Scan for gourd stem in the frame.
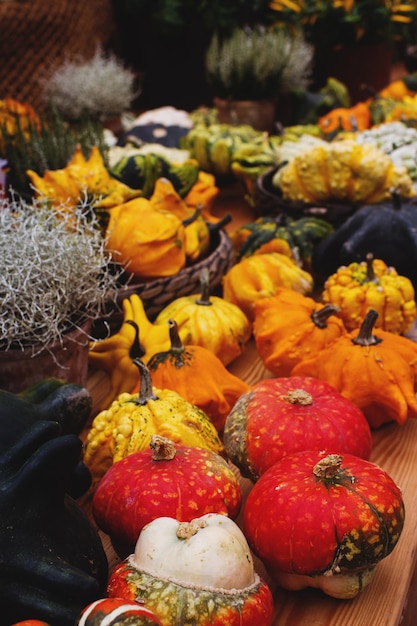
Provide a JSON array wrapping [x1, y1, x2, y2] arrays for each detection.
[[132, 358, 159, 405], [208, 212, 232, 232], [365, 252, 376, 283], [351, 309, 383, 346], [182, 206, 201, 227], [195, 267, 213, 306], [283, 389, 313, 406], [124, 319, 146, 360], [311, 304, 340, 329], [168, 318, 185, 355], [313, 454, 343, 480], [150, 435, 176, 461]]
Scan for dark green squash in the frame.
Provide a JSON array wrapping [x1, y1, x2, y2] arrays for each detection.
[[312, 197, 417, 290], [0, 378, 93, 498], [0, 420, 108, 625], [233, 215, 334, 268]]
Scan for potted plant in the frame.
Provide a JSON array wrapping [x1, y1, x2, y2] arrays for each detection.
[[0, 193, 122, 393], [42, 46, 139, 132], [110, 0, 275, 110], [205, 25, 313, 131], [268, 0, 417, 102]]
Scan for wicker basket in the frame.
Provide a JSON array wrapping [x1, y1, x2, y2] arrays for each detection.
[[253, 165, 361, 227], [94, 228, 235, 337]]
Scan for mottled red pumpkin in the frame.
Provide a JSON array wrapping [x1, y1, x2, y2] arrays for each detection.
[[223, 376, 372, 481], [75, 598, 162, 625], [10, 622, 51, 626], [244, 450, 405, 599], [92, 436, 242, 557]]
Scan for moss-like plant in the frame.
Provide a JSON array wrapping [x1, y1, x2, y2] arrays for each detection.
[[0, 105, 107, 201], [205, 26, 313, 101], [0, 194, 122, 354], [42, 47, 139, 121]]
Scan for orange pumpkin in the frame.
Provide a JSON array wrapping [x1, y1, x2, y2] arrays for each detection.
[[253, 288, 346, 376], [292, 308, 417, 428], [143, 319, 250, 432]]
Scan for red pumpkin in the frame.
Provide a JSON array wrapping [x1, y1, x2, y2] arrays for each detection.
[[10, 622, 51, 626], [92, 435, 242, 557], [75, 598, 162, 625], [223, 376, 372, 481], [244, 450, 405, 599]]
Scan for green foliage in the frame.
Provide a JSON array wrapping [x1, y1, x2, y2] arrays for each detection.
[[112, 0, 274, 38], [205, 26, 313, 100], [0, 106, 107, 200]]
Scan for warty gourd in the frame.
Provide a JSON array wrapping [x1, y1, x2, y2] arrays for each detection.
[[273, 139, 415, 205]]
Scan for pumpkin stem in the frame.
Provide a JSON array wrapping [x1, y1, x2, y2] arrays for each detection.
[[150, 435, 176, 461], [282, 389, 313, 406], [313, 454, 343, 480], [351, 309, 383, 346], [365, 253, 376, 283], [208, 212, 232, 232], [182, 206, 202, 227], [177, 518, 208, 540], [168, 318, 185, 355], [195, 267, 212, 306], [132, 357, 159, 405], [311, 304, 341, 329], [124, 319, 146, 360]]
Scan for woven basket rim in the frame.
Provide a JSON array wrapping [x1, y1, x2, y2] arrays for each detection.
[[112, 228, 235, 320]]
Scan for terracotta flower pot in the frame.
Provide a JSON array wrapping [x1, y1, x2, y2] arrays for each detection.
[[213, 97, 278, 132], [0, 319, 92, 393]]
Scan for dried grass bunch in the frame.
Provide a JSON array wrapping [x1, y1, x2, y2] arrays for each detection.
[[0, 194, 121, 353], [42, 47, 139, 120], [205, 25, 313, 101]]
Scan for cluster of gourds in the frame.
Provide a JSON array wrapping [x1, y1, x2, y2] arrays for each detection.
[[27, 142, 224, 282], [7, 73, 417, 626]]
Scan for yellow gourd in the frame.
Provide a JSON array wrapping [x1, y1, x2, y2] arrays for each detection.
[[149, 177, 211, 262], [28, 145, 140, 209], [273, 140, 415, 205], [222, 252, 314, 321], [322, 253, 417, 334], [83, 358, 224, 487], [105, 196, 187, 278], [154, 268, 252, 366]]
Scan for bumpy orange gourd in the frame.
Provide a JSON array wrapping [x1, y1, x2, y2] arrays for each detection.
[[143, 319, 250, 432], [292, 308, 417, 428], [222, 253, 314, 321], [253, 288, 346, 376], [322, 253, 417, 334]]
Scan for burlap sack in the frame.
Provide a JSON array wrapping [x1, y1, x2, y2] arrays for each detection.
[[0, 0, 117, 112]]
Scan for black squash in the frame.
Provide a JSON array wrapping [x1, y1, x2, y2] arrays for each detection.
[[312, 196, 417, 289], [0, 420, 108, 625]]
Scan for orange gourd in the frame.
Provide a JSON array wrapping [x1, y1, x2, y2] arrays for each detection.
[[318, 101, 371, 133], [143, 319, 250, 432], [253, 288, 346, 376], [292, 308, 417, 428]]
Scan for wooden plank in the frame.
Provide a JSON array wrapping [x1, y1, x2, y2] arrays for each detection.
[[84, 340, 417, 626]]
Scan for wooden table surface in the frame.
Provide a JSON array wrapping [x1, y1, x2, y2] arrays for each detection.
[[84, 337, 417, 626], [83, 181, 417, 625]]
